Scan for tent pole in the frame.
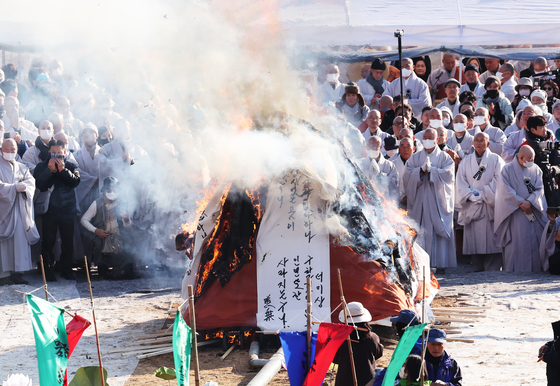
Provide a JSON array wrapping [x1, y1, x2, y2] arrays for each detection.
[[395, 30, 405, 125], [306, 277, 312, 373], [188, 285, 201, 386], [459, 55, 463, 84], [337, 269, 358, 386], [84, 256, 105, 386]]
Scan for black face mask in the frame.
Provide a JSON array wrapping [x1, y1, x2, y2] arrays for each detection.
[[438, 143, 446, 150], [486, 89, 499, 98], [98, 137, 111, 146]]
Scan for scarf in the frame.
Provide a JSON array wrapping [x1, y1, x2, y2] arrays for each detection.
[[366, 73, 385, 95], [35, 136, 51, 161]]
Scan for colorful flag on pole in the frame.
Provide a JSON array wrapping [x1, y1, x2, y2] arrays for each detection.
[[27, 294, 69, 386], [279, 331, 317, 386], [382, 323, 427, 386], [63, 314, 91, 386], [303, 322, 353, 386], [173, 310, 192, 386]]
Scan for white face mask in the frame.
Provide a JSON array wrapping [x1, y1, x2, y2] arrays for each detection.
[[429, 119, 442, 128], [496, 71, 504, 80], [453, 122, 466, 132], [524, 161, 534, 168], [2, 152, 16, 161], [401, 68, 412, 77], [474, 115, 487, 126], [326, 73, 339, 83], [443, 117, 450, 126], [519, 89, 531, 97], [40, 129, 53, 141], [423, 139, 436, 149], [105, 192, 118, 201], [367, 149, 380, 159], [386, 149, 396, 157]]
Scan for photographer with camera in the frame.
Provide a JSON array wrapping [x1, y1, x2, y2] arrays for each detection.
[[521, 115, 560, 208], [538, 321, 560, 385]]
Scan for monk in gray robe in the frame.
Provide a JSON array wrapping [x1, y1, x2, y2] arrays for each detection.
[[447, 114, 474, 159], [74, 123, 101, 214], [0, 139, 40, 285], [494, 145, 547, 272], [361, 136, 399, 196], [403, 128, 456, 271], [383, 58, 431, 118], [469, 107, 506, 156], [456, 133, 504, 271]]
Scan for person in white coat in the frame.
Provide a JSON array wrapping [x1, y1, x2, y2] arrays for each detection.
[[361, 136, 399, 196], [390, 137, 415, 204], [496, 62, 517, 103], [459, 64, 485, 99], [320, 64, 345, 104], [74, 123, 101, 214], [436, 79, 461, 117], [383, 58, 431, 119], [356, 59, 390, 109], [447, 114, 474, 159], [469, 107, 506, 156], [455, 133, 504, 271]]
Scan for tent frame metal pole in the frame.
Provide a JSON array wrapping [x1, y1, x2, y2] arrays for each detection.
[[395, 30, 405, 124]]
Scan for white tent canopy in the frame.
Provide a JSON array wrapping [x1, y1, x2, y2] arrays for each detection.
[[279, 0, 560, 47]]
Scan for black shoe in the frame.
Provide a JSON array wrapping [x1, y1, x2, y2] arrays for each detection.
[[0, 277, 14, 286], [45, 268, 57, 282], [60, 270, 75, 280], [10, 273, 29, 285]]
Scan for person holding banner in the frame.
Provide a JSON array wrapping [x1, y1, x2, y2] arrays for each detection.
[[333, 302, 383, 386]]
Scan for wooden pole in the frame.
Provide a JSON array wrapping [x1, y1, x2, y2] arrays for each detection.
[[84, 256, 105, 386], [187, 285, 200, 386], [420, 267, 426, 386], [39, 255, 48, 301], [337, 269, 358, 386], [306, 277, 312, 373]]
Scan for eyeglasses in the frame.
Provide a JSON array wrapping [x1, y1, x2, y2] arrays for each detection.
[[544, 87, 554, 91]]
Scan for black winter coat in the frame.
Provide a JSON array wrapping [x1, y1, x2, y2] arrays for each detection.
[[35, 157, 81, 215]]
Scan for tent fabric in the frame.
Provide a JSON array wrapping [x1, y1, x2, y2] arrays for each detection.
[[279, 0, 560, 47]]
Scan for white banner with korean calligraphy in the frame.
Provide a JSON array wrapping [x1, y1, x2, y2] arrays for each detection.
[[256, 170, 331, 332]]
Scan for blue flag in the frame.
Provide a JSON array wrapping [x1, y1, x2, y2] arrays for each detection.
[[279, 331, 317, 386]]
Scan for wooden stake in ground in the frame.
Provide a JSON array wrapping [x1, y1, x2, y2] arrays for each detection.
[[187, 285, 200, 386], [84, 256, 105, 386], [420, 266, 426, 386], [39, 255, 48, 301], [337, 269, 358, 386], [306, 276, 312, 373]]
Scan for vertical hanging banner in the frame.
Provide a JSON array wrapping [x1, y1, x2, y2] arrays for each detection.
[[173, 310, 192, 386], [257, 170, 331, 332], [27, 294, 69, 386]]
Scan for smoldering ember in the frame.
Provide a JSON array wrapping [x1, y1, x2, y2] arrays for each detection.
[[1, 1, 560, 386]]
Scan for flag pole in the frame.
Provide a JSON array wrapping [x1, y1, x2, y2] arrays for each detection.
[[306, 276, 312, 373], [187, 285, 200, 386], [337, 269, 358, 386], [39, 255, 48, 301], [84, 256, 105, 386], [420, 267, 427, 386]]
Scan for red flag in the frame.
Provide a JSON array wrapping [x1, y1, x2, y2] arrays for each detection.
[[303, 323, 353, 386], [64, 314, 91, 386]]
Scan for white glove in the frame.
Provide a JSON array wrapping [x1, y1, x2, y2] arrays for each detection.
[[15, 182, 26, 192]]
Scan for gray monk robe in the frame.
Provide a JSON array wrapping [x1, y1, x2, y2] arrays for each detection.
[[455, 149, 504, 271], [74, 143, 101, 214], [494, 158, 547, 272], [0, 157, 40, 274], [403, 146, 457, 268]]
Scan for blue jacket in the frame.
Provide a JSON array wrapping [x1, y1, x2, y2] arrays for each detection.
[[425, 351, 462, 386]]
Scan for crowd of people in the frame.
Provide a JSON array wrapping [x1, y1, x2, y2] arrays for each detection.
[[0, 58, 159, 285], [321, 53, 560, 275]]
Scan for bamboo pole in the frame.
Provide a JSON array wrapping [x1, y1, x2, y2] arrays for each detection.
[[306, 277, 312, 373], [137, 331, 173, 339], [337, 269, 358, 386], [188, 285, 200, 386], [221, 344, 235, 360], [39, 255, 48, 301], [84, 256, 105, 386], [420, 267, 426, 386], [447, 338, 474, 343]]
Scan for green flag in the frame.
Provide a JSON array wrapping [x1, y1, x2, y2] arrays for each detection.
[[382, 323, 427, 386], [27, 294, 69, 386], [172, 310, 192, 386]]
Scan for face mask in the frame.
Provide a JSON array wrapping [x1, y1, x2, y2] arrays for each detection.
[[429, 119, 442, 128], [474, 115, 487, 126], [386, 149, 396, 157], [83, 134, 95, 143], [2, 152, 16, 161], [496, 71, 504, 80], [453, 122, 466, 132], [486, 89, 499, 98], [401, 68, 412, 77], [519, 89, 531, 97], [326, 73, 339, 83], [98, 137, 111, 146], [40, 129, 53, 141], [524, 161, 534, 168], [443, 117, 450, 126], [367, 149, 380, 159], [423, 139, 436, 149], [105, 192, 118, 201]]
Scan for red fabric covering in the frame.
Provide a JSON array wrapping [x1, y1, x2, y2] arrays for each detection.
[[192, 241, 413, 330]]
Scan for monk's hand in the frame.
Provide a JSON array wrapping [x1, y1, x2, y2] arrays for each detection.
[[520, 200, 532, 214], [48, 158, 58, 172], [15, 182, 26, 192], [489, 102, 496, 116], [120, 211, 130, 222], [95, 228, 110, 239]]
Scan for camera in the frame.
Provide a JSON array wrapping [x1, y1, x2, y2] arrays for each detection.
[[394, 30, 405, 38], [51, 153, 65, 159], [538, 141, 560, 151]]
